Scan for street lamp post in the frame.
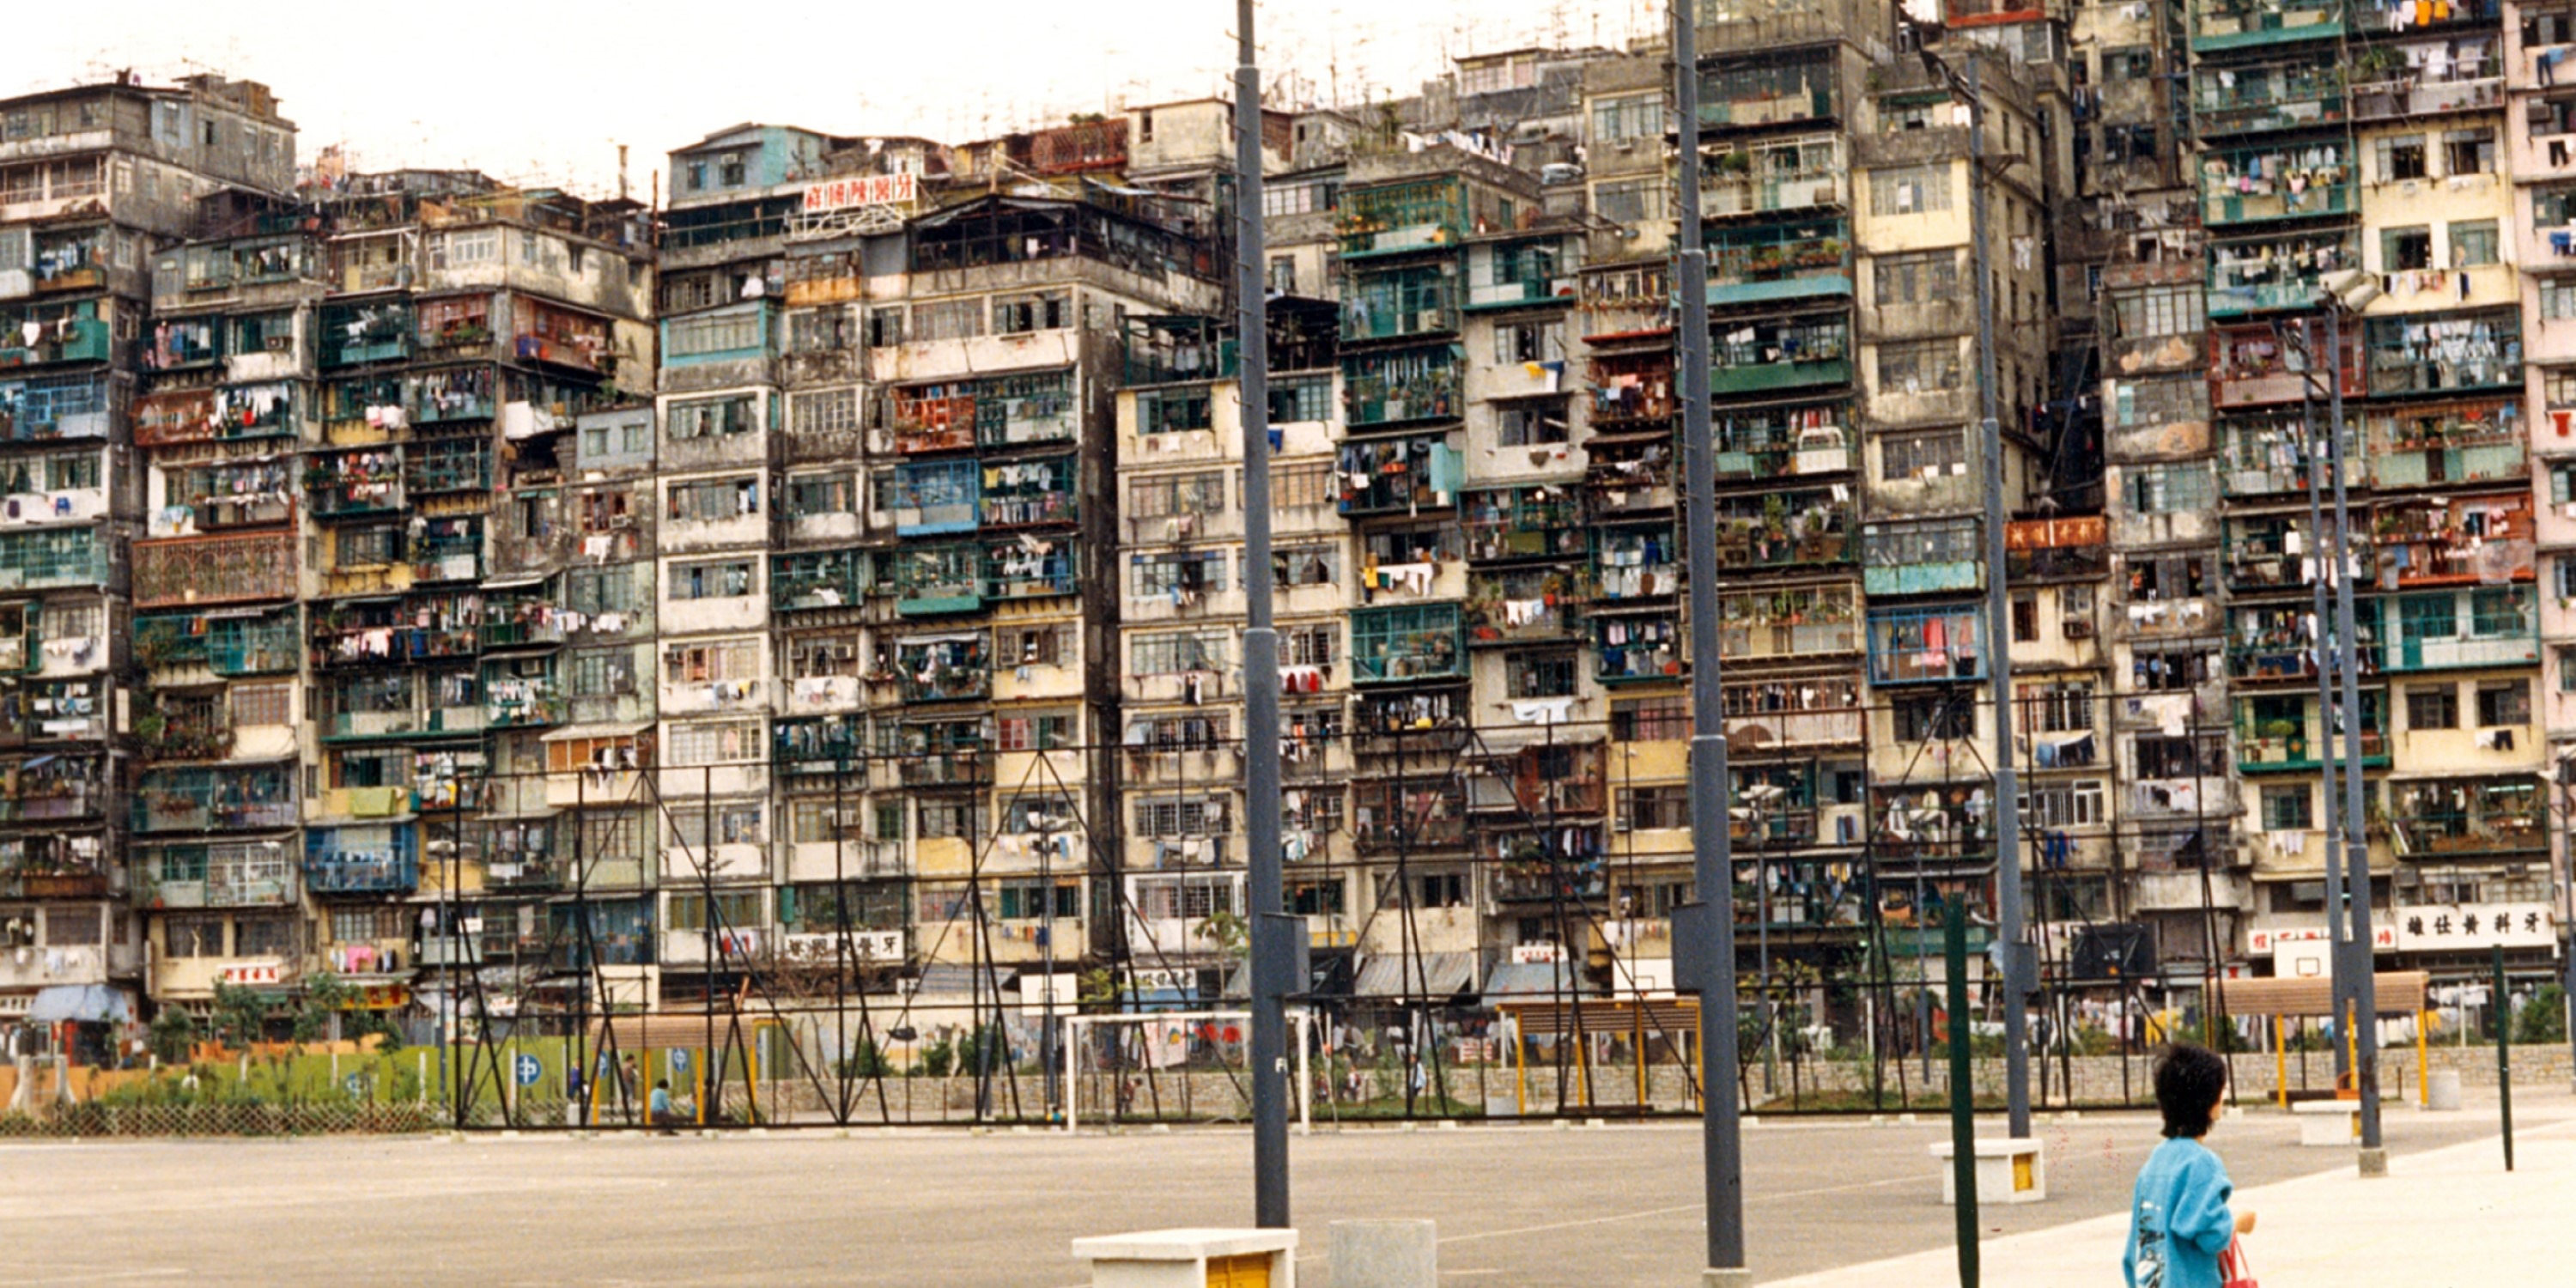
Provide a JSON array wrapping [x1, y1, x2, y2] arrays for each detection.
[[2295, 318, 2353, 1087]]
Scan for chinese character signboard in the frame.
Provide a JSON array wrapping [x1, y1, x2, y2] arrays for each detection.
[[218, 962, 283, 986], [2392, 903, 2556, 952], [801, 172, 918, 214]]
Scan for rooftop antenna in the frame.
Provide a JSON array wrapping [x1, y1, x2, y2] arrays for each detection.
[[616, 143, 630, 203]]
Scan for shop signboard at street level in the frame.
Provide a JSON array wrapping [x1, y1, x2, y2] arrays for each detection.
[[2392, 903, 2555, 951]]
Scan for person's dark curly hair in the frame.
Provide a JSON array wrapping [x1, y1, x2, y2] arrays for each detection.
[[2154, 1042, 2229, 1139]]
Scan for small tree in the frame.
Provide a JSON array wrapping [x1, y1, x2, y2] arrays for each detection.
[[211, 981, 270, 1050], [2517, 983, 2568, 1047], [146, 1006, 197, 1065]]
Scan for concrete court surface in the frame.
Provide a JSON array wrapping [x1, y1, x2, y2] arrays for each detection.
[[1, 1091, 2565, 1286]]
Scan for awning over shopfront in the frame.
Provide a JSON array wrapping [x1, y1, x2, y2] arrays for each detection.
[[25, 984, 134, 1024]]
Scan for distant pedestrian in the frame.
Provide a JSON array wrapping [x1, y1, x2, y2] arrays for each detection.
[[619, 1054, 640, 1120], [2123, 1043, 2255, 1288], [649, 1078, 683, 1133]]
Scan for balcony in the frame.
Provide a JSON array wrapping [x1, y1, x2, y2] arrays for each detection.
[[1352, 604, 1466, 684], [1706, 218, 1850, 307], [1714, 407, 1850, 481], [311, 596, 482, 668], [986, 540, 1074, 600], [1586, 352, 1674, 431], [2220, 412, 2354, 498], [137, 611, 302, 676], [2190, 0, 2344, 51], [889, 459, 979, 536], [319, 301, 415, 368], [306, 450, 404, 517], [485, 677, 567, 729], [1464, 569, 1583, 647], [1595, 610, 1682, 683], [0, 526, 108, 593], [2391, 778, 2543, 860], [149, 843, 297, 909], [978, 455, 1077, 529], [1717, 489, 1856, 571], [2208, 231, 2362, 318], [2235, 696, 2388, 771], [2352, 73, 2501, 122], [1695, 50, 1837, 127], [409, 518, 482, 585], [1344, 343, 1464, 428], [1866, 605, 1986, 685], [1700, 137, 1847, 219], [411, 366, 496, 422], [1709, 318, 1850, 396], [131, 530, 297, 611], [2367, 400, 2524, 489], [134, 764, 298, 834], [1124, 316, 1237, 387], [1724, 677, 1864, 751], [775, 548, 870, 613], [410, 439, 492, 493], [1719, 586, 1861, 661], [2210, 322, 2362, 407], [773, 714, 865, 775], [305, 837, 422, 895], [478, 589, 567, 650], [2389, 589, 2538, 671], [1342, 264, 1460, 341], [1466, 238, 1575, 311], [1462, 487, 1584, 564], [0, 373, 110, 443], [2223, 515, 2372, 594], [1338, 436, 1461, 516], [0, 315, 111, 370], [2375, 493, 2531, 589], [1337, 178, 1467, 260], [2365, 310, 2520, 398], [2200, 145, 2355, 228], [894, 634, 991, 704], [1594, 523, 1680, 601], [137, 696, 234, 762], [2190, 60, 2346, 137], [1862, 516, 1982, 597], [1351, 781, 1468, 853], [0, 753, 103, 824], [2227, 604, 2385, 681]]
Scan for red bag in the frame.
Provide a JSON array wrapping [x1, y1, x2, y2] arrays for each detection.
[[2219, 1236, 2257, 1288]]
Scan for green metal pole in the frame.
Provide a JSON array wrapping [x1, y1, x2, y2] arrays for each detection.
[[2494, 944, 2512, 1173], [1947, 900, 1978, 1288]]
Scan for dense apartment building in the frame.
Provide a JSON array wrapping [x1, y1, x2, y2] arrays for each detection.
[[8, 19, 2576, 1048]]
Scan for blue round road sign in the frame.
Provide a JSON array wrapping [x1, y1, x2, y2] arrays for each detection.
[[513, 1053, 543, 1087]]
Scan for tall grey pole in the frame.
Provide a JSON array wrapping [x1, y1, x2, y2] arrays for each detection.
[[2298, 325, 2352, 1084], [1234, 0, 1291, 1230], [1674, 3, 1747, 1276], [2321, 316, 2383, 1161], [1964, 52, 2032, 1140]]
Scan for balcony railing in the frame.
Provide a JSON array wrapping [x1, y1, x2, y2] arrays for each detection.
[[0, 319, 113, 369], [2351, 75, 2501, 121], [2191, 64, 2347, 135], [2191, 0, 2345, 51], [305, 854, 421, 895]]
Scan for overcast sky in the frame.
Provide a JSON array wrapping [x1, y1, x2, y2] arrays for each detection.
[[6, 0, 1652, 199]]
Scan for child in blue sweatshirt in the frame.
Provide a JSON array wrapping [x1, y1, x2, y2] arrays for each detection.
[[2124, 1042, 2256, 1288]]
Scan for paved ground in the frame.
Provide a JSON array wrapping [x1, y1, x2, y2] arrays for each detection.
[[3, 1090, 2567, 1285]]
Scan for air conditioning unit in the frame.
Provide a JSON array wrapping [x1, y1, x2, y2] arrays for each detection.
[[2063, 618, 2095, 639]]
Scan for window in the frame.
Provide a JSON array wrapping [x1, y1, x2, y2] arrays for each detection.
[[997, 883, 1079, 920], [1137, 387, 1212, 434], [165, 914, 224, 957], [911, 299, 985, 342], [787, 307, 851, 353], [2444, 128, 2496, 178], [1261, 178, 1340, 217], [2375, 135, 2427, 183], [1138, 794, 1231, 837], [667, 396, 755, 440], [232, 683, 291, 727], [2476, 678, 2530, 727], [1269, 375, 1332, 424], [570, 650, 637, 696], [1273, 461, 1334, 509], [1505, 650, 1578, 698], [1593, 179, 1669, 224], [1131, 630, 1229, 675], [993, 290, 1070, 334], [2101, 46, 2154, 79], [2407, 683, 2458, 730], [2380, 227, 2433, 273], [2011, 592, 2038, 643], [667, 477, 758, 521], [1616, 786, 1690, 831], [665, 720, 761, 767], [671, 805, 765, 849], [1131, 550, 1228, 598], [1493, 398, 1569, 447], [1613, 696, 1688, 742], [1284, 622, 1339, 666], [336, 525, 400, 567], [2446, 219, 2500, 270], [2128, 463, 2215, 513], [670, 559, 755, 600], [1880, 428, 1966, 479], [2021, 679, 2096, 733], [2260, 785, 2313, 832], [2133, 732, 2226, 779], [665, 310, 761, 357], [1274, 544, 1340, 587], [787, 388, 860, 438], [331, 907, 404, 943], [2028, 780, 2106, 829], [1874, 251, 1959, 306], [1893, 692, 1973, 742], [863, 307, 904, 348], [784, 472, 857, 518], [1128, 471, 1226, 519], [1494, 318, 1562, 365], [667, 890, 763, 933], [1592, 94, 1661, 142], [664, 639, 761, 684], [997, 709, 1076, 751], [2103, 125, 2159, 164], [2544, 279, 2576, 322], [433, 230, 499, 269], [566, 565, 645, 614], [788, 799, 866, 844], [235, 915, 295, 958], [1268, 256, 1296, 295], [787, 631, 860, 679], [2112, 286, 2203, 338], [1003, 623, 1069, 667], [1869, 163, 1953, 216], [1876, 339, 1960, 393], [718, 152, 746, 186]]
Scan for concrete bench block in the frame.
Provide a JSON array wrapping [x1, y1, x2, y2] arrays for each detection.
[[1929, 1136, 2048, 1205]]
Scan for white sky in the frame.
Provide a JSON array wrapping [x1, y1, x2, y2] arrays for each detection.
[[6, 0, 1654, 199]]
